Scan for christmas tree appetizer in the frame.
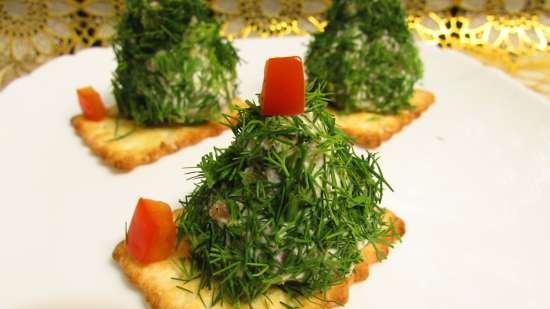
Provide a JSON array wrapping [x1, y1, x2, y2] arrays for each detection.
[[71, 0, 240, 170], [113, 57, 405, 309], [305, 0, 435, 148]]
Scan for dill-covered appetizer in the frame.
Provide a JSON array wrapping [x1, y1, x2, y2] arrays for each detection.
[[112, 0, 238, 126], [304, 0, 435, 149], [306, 0, 422, 114], [113, 57, 405, 309], [179, 82, 393, 305], [71, 0, 241, 171]]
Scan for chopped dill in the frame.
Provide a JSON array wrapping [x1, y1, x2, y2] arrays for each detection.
[[112, 0, 238, 126], [280, 302, 298, 309], [177, 84, 395, 306], [176, 285, 193, 294], [113, 116, 120, 137], [305, 0, 423, 114], [108, 126, 136, 142]]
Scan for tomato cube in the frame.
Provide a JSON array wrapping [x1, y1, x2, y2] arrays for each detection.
[[126, 198, 176, 264], [77, 86, 107, 121], [261, 56, 305, 116]]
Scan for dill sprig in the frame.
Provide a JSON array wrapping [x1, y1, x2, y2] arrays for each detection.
[[112, 0, 238, 126], [305, 0, 423, 114], [177, 84, 395, 306]]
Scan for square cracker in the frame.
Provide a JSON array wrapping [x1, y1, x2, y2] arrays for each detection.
[[71, 99, 244, 171], [112, 210, 405, 309], [334, 89, 435, 148]]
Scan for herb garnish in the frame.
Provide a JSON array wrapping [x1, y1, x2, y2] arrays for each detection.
[[305, 0, 423, 114], [112, 0, 238, 126], [177, 84, 395, 306]]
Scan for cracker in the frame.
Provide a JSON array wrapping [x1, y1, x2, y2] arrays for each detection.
[[71, 99, 244, 171], [334, 89, 435, 148], [112, 209, 405, 309]]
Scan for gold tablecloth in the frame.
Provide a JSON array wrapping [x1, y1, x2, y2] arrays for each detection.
[[1, 0, 549, 97]]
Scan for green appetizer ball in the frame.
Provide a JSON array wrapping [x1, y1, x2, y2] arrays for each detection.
[[178, 85, 394, 305], [112, 0, 238, 126], [305, 0, 423, 114]]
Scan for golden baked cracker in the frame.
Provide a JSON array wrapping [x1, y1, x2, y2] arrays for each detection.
[[112, 209, 405, 309], [334, 89, 435, 148], [71, 99, 244, 171]]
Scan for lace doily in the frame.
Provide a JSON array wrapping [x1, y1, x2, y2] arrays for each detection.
[[1, 0, 548, 97]]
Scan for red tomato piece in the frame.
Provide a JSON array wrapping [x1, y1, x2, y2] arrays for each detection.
[[77, 86, 107, 121], [126, 198, 176, 264], [261, 56, 305, 116]]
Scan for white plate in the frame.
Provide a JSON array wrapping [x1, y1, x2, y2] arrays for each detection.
[[1, 37, 549, 309]]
